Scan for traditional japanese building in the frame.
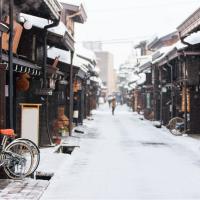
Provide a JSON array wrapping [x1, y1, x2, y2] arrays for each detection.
[[0, 0, 63, 146], [176, 7, 200, 133], [0, 0, 101, 147]]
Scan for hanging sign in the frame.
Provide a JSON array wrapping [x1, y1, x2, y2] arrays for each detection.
[[181, 88, 190, 112]]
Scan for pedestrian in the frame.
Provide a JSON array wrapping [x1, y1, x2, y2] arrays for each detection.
[[111, 98, 116, 115]]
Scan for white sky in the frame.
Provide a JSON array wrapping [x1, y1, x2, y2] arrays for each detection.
[[75, 0, 200, 68]]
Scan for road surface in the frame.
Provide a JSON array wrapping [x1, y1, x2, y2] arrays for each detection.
[[41, 104, 200, 199]]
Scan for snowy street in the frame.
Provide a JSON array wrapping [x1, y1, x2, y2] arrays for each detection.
[[1, 1, 200, 200], [40, 104, 200, 200]]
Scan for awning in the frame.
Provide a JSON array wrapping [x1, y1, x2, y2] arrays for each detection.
[[2, 53, 41, 76]]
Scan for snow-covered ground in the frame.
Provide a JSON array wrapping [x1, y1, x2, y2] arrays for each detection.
[[39, 104, 200, 200]]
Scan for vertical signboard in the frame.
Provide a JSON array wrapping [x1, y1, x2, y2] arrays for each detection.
[[20, 104, 41, 146]]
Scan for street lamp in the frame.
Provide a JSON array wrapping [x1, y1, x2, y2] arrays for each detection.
[[18, 16, 33, 30]]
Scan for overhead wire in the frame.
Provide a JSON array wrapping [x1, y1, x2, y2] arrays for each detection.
[[76, 36, 153, 45]]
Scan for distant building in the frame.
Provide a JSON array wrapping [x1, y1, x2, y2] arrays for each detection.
[[82, 41, 116, 96], [95, 51, 116, 95]]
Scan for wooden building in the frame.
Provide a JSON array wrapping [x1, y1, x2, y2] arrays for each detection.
[[0, 0, 63, 146], [0, 0, 99, 147], [176, 7, 200, 133]]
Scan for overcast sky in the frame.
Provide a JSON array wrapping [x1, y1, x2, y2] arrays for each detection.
[[75, 0, 200, 68]]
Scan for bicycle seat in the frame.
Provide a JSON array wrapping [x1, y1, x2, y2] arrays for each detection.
[[0, 129, 15, 137]]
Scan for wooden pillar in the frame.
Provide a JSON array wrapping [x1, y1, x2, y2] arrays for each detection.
[[8, 0, 14, 129], [159, 67, 163, 124], [183, 58, 188, 132], [69, 51, 74, 136]]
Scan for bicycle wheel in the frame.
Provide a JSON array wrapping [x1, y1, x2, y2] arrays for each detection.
[[15, 138, 40, 175], [167, 117, 184, 136], [3, 141, 33, 179]]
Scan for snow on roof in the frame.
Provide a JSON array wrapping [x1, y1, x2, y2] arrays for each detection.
[[20, 13, 70, 37], [137, 73, 146, 85], [152, 40, 187, 64], [129, 73, 146, 84], [119, 64, 134, 75], [73, 54, 90, 73], [75, 44, 96, 64], [48, 47, 71, 63], [90, 76, 101, 84], [184, 31, 200, 45], [58, 0, 82, 7], [138, 61, 152, 73], [137, 55, 152, 72], [128, 73, 139, 82], [126, 72, 146, 90], [175, 40, 187, 50], [47, 47, 88, 73]]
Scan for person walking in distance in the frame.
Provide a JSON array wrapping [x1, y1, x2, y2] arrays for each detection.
[[111, 98, 116, 115]]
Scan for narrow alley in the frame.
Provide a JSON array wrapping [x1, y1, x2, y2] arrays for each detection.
[[40, 104, 200, 199], [1, 1, 200, 200]]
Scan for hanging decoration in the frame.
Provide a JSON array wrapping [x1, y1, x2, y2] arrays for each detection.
[[16, 73, 30, 91], [181, 88, 190, 112], [73, 80, 80, 92]]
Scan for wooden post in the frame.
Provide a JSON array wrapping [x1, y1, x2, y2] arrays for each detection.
[[0, 0, 4, 129], [183, 58, 188, 132], [69, 51, 74, 136], [159, 67, 163, 125], [8, 0, 14, 129], [0, 0, 2, 62]]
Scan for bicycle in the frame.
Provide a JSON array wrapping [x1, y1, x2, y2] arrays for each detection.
[[15, 138, 40, 176], [166, 117, 185, 136], [0, 129, 40, 179]]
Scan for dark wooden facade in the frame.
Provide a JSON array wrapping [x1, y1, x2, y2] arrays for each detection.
[[0, 1, 95, 147]]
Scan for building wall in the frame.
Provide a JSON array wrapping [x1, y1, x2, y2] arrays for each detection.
[[95, 51, 116, 95]]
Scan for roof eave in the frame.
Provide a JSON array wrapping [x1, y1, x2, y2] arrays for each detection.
[[177, 7, 200, 38]]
